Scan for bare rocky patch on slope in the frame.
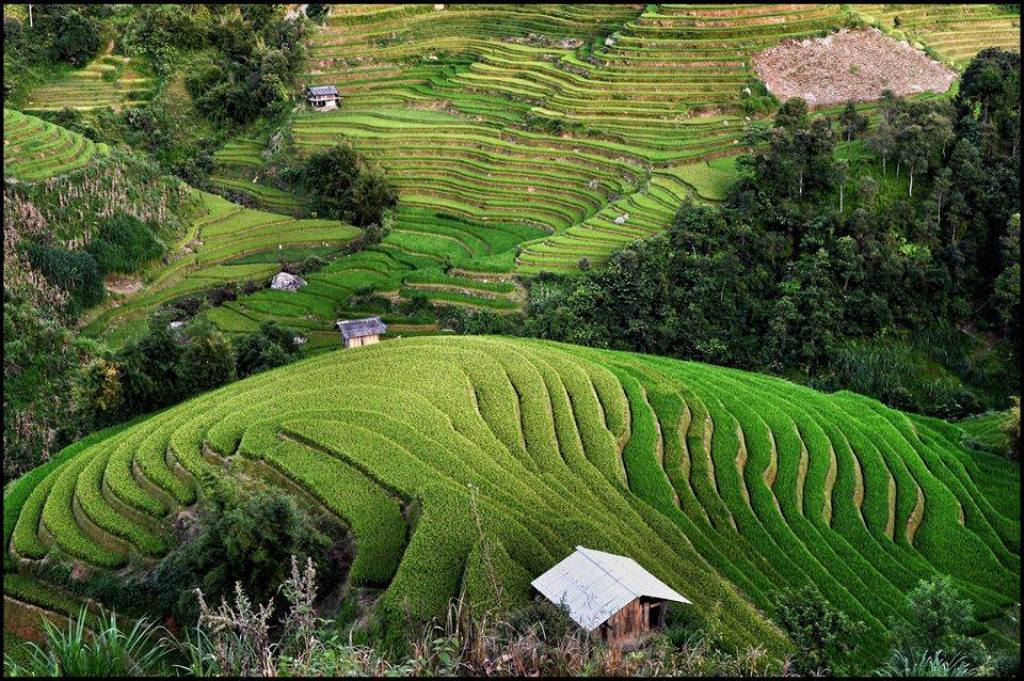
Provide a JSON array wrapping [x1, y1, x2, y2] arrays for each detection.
[[753, 27, 957, 107]]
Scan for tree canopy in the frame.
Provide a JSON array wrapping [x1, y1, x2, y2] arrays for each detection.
[[302, 144, 398, 226]]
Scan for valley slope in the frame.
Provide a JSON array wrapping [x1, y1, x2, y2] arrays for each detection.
[[4, 336, 1019, 660]]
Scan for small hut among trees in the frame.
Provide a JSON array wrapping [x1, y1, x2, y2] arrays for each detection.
[[304, 85, 340, 111], [531, 546, 690, 649], [336, 316, 386, 348]]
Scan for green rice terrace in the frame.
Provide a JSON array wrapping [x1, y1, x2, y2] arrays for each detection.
[[188, 2, 1018, 342], [183, 2, 856, 342], [9, 4, 1016, 350], [298, 3, 807, 273], [3, 336, 1020, 662], [80, 191, 363, 348], [2, 3, 1020, 674], [853, 4, 1021, 66], [21, 51, 154, 113], [3, 108, 110, 182]]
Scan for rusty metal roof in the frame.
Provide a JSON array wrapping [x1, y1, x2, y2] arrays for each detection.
[[530, 546, 689, 631]]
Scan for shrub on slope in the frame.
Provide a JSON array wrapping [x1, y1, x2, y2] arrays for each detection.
[[85, 214, 165, 276]]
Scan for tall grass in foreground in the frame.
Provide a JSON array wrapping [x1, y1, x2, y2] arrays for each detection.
[[175, 555, 786, 676], [6, 559, 1017, 676], [3, 555, 787, 677], [873, 651, 978, 677], [3, 608, 170, 677]]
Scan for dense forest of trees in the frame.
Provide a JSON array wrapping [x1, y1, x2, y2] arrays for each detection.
[[3, 4, 107, 99], [301, 144, 398, 226], [181, 5, 309, 125], [457, 49, 1021, 418]]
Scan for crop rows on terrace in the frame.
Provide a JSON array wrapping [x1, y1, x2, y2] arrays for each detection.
[[23, 54, 153, 112], [4, 337, 1019, 660], [853, 4, 1020, 65], [294, 4, 862, 282], [180, 0, 979, 343], [3, 109, 110, 181], [461, 3, 847, 149], [82, 191, 361, 345], [208, 176, 306, 214], [287, 104, 686, 277], [290, 108, 643, 232], [209, 137, 307, 215], [194, 3, 976, 335], [514, 161, 743, 272], [206, 204, 534, 347], [956, 411, 1015, 459], [309, 4, 849, 154], [88, 3, 1008, 340]]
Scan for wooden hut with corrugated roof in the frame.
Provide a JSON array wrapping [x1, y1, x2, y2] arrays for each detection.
[[305, 85, 340, 110], [531, 546, 690, 649], [336, 316, 387, 348]]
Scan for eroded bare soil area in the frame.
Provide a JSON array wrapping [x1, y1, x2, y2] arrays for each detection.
[[753, 28, 957, 107]]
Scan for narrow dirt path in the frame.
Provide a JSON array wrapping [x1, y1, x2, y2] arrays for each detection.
[[734, 424, 751, 509], [104, 275, 142, 295], [823, 440, 838, 525], [906, 485, 926, 544], [885, 475, 897, 541], [793, 423, 809, 518]]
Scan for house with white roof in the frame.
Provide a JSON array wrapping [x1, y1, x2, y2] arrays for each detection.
[[531, 546, 690, 649]]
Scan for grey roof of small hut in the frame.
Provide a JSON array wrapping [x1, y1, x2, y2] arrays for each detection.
[[306, 85, 339, 96], [531, 546, 689, 631], [336, 316, 387, 340]]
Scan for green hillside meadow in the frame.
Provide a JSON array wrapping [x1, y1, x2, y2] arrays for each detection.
[[4, 336, 1019, 662]]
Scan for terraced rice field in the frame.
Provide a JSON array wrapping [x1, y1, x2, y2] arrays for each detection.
[[81, 191, 361, 344], [197, 3, 859, 335], [958, 411, 1014, 455], [301, 2, 1017, 272], [854, 4, 1020, 66], [203, 203, 536, 348], [23, 54, 153, 112], [3, 109, 110, 181], [192, 3, 1014, 334], [59, 5, 1016, 342], [209, 175, 307, 214], [210, 137, 306, 215], [300, 4, 861, 275], [4, 336, 1019, 658]]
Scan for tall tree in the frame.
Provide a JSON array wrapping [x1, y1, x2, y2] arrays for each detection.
[[866, 118, 896, 175], [748, 98, 837, 202], [957, 48, 1020, 125], [895, 123, 926, 196], [838, 101, 868, 142]]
